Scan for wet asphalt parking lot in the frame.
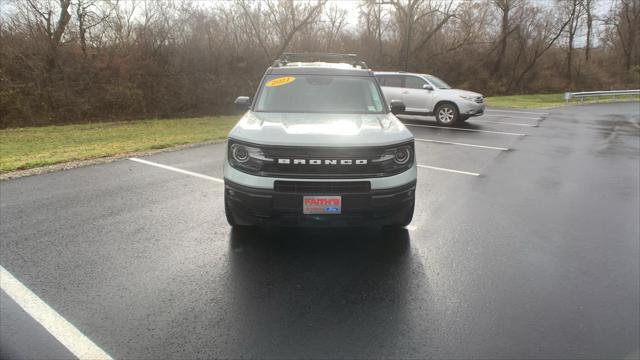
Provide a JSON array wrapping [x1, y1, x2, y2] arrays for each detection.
[[1, 102, 639, 359]]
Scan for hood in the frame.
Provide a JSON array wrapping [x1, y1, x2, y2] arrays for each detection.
[[439, 89, 482, 97], [228, 112, 414, 147]]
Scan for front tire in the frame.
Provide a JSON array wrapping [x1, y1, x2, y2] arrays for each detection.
[[225, 192, 254, 227], [435, 103, 460, 126], [387, 200, 415, 227], [224, 193, 238, 227]]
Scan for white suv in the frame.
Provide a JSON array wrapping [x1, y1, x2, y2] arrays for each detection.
[[225, 54, 416, 227], [375, 72, 484, 126]]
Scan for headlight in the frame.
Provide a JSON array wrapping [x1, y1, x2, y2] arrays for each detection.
[[228, 141, 273, 172], [230, 144, 250, 163], [394, 147, 411, 165], [372, 143, 414, 172], [459, 95, 476, 102]]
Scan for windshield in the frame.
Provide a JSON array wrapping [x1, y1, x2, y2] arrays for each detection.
[[254, 75, 386, 114], [423, 74, 451, 89]]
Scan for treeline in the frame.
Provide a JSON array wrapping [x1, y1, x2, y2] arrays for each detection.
[[0, 0, 638, 128]]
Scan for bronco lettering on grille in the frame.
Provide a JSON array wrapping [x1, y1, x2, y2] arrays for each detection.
[[278, 159, 368, 165]]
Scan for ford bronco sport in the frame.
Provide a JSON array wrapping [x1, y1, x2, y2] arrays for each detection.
[[224, 53, 416, 227]]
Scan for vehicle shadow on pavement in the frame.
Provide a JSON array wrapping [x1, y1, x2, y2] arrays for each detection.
[[224, 226, 430, 358]]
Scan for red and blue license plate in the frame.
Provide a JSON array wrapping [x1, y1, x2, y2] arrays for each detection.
[[303, 196, 342, 215]]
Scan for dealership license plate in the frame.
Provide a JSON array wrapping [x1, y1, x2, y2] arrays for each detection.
[[303, 196, 342, 215]]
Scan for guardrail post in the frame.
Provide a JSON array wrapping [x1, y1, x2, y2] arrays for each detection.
[[564, 92, 571, 103]]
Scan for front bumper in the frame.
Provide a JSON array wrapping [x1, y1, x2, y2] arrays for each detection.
[[458, 101, 485, 116], [225, 179, 416, 226]]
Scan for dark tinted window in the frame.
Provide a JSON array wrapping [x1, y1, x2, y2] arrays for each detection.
[[254, 75, 385, 114], [404, 76, 426, 89]]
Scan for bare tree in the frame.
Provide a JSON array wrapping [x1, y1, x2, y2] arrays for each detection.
[[423, 0, 489, 62], [265, 0, 326, 59], [24, 0, 72, 72], [108, 0, 137, 48], [507, 5, 573, 92], [562, 0, 585, 85], [360, 0, 392, 61], [605, 0, 640, 71], [390, 0, 456, 70], [491, 0, 523, 75], [75, 0, 115, 57], [237, 0, 272, 58], [584, 0, 595, 61], [322, 4, 347, 51]]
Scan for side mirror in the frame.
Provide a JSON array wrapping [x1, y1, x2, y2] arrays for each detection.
[[422, 84, 433, 91], [390, 100, 406, 115], [234, 96, 251, 111]]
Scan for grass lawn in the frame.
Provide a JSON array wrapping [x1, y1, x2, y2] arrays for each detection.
[[0, 116, 239, 173], [485, 93, 639, 109]]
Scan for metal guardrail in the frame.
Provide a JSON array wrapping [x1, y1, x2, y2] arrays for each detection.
[[564, 89, 640, 102]]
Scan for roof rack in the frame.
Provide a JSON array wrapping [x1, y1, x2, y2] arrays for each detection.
[[272, 53, 369, 69]]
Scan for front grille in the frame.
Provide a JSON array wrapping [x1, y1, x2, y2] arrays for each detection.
[[474, 96, 484, 104], [274, 181, 371, 194], [254, 143, 413, 179]]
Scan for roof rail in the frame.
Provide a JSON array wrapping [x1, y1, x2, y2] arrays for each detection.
[[273, 53, 369, 69]]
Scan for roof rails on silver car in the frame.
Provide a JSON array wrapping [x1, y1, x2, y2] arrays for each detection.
[[272, 53, 369, 69]]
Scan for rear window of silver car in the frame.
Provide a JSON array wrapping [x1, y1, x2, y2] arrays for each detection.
[[254, 75, 385, 114], [422, 75, 451, 89]]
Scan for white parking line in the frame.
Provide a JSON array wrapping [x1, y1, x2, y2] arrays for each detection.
[[469, 119, 539, 127], [486, 109, 548, 115], [0, 265, 113, 360], [129, 157, 224, 183], [405, 123, 526, 136], [415, 138, 509, 151], [417, 164, 480, 177], [481, 114, 541, 121]]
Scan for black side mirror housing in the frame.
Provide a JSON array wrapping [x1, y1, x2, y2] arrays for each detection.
[[234, 96, 251, 111], [390, 100, 406, 115], [422, 84, 434, 91]]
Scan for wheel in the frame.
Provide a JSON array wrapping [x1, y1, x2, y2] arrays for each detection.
[[387, 200, 414, 227], [435, 103, 460, 126]]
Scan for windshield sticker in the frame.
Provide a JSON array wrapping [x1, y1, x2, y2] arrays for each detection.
[[266, 76, 296, 87]]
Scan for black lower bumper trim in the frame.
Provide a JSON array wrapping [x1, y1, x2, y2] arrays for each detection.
[[225, 179, 416, 226]]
